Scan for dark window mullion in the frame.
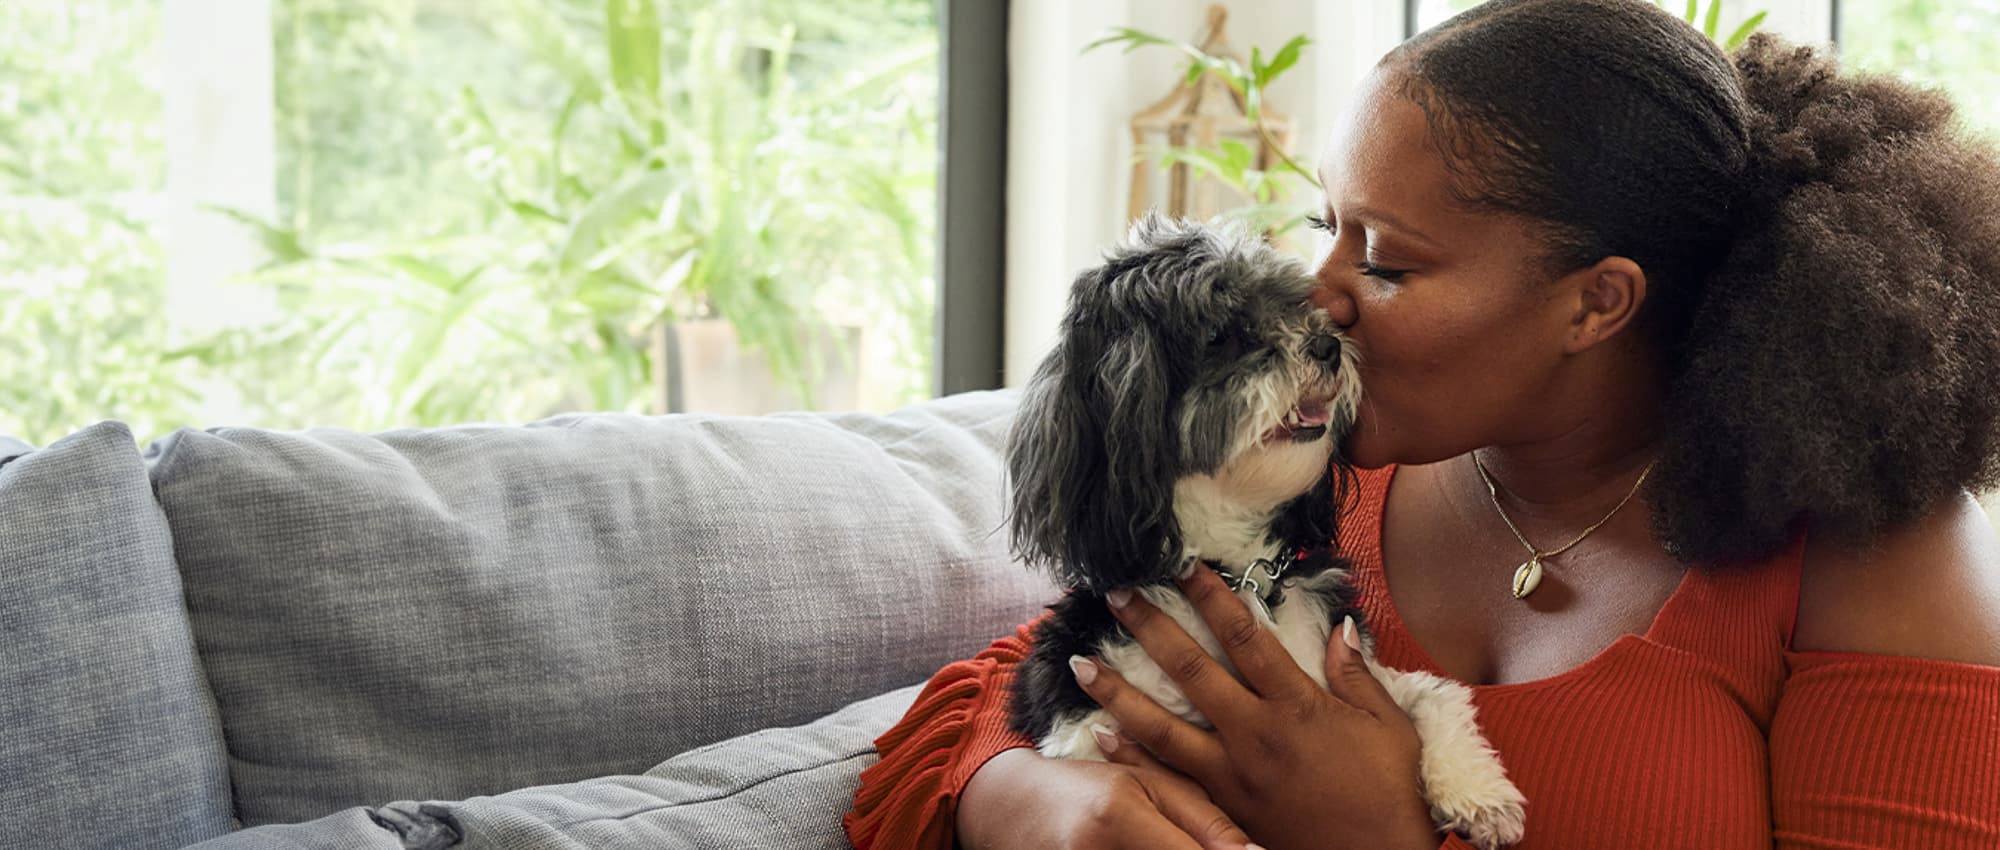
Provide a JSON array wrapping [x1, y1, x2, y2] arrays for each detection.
[[935, 0, 1008, 396]]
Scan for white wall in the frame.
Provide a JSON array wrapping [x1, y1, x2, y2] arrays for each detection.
[[163, 0, 276, 336], [162, 0, 277, 426], [1000, 0, 1835, 388], [1004, 0, 1398, 387]]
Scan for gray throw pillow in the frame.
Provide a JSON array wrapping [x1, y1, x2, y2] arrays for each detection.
[[146, 389, 1055, 826], [0, 422, 234, 850]]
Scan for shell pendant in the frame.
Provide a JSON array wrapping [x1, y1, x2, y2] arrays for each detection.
[[1511, 556, 1544, 600]]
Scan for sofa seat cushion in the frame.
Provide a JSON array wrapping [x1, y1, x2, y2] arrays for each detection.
[[185, 683, 923, 849], [145, 389, 1052, 825]]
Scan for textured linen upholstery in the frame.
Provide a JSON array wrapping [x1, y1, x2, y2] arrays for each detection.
[[185, 684, 925, 850], [145, 389, 1056, 826], [0, 423, 235, 850], [0, 433, 31, 463]]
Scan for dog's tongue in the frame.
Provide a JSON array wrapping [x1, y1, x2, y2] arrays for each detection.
[[1293, 399, 1331, 427]]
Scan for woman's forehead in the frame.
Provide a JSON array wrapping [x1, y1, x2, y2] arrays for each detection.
[[1316, 84, 1469, 247]]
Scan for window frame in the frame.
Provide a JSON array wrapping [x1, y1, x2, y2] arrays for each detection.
[[935, 0, 1010, 396]]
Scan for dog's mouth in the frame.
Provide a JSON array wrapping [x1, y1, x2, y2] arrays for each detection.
[[1262, 396, 1334, 444]]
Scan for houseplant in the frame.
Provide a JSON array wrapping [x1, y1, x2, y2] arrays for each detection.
[[207, 0, 937, 423], [1092, 0, 1767, 242]]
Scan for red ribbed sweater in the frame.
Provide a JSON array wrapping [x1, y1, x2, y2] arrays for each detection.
[[844, 464, 2000, 849]]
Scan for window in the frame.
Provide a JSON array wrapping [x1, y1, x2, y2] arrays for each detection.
[[0, 0, 942, 445], [1837, 0, 2000, 135]]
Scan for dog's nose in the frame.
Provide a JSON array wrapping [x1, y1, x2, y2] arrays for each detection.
[[1308, 334, 1341, 364]]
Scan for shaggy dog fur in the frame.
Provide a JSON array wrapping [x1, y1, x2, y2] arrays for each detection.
[[1002, 215, 1525, 849]]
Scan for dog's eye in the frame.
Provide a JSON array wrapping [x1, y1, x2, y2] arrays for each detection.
[[1205, 327, 1226, 348]]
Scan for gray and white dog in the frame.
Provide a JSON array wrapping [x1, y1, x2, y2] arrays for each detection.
[[1004, 214, 1526, 849]]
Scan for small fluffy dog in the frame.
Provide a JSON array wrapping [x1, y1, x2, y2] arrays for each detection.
[[1004, 214, 1526, 849]]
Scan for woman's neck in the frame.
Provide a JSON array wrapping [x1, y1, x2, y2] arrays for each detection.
[[1466, 433, 1659, 516], [1458, 358, 1666, 526]]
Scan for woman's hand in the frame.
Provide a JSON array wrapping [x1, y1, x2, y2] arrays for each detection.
[[1070, 566, 1445, 850], [954, 747, 1261, 850]]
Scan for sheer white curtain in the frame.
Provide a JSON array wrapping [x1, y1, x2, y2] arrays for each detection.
[[162, 0, 276, 425], [1002, 0, 1399, 386]]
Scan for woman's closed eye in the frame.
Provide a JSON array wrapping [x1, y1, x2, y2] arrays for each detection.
[[1358, 261, 1409, 282], [1305, 214, 1411, 282]]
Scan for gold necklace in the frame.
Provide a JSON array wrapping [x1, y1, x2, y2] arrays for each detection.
[[1471, 451, 1658, 600]]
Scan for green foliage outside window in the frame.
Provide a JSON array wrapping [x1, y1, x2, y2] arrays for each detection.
[[0, 0, 937, 445], [0, 3, 199, 444], [1840, 0, 2000, 136]]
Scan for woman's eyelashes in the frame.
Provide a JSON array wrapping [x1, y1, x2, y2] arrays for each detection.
[[1305, 213, 1411, 283], [1359, 262, 1409, 282]]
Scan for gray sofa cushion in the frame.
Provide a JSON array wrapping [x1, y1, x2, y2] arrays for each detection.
[[186, 683, 923, 850], [146, 389, 1054, 826], [0, 423, 234, 850], [0, 434, 31, 464]]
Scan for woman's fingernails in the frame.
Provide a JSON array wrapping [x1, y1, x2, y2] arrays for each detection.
[[1106, 588, 1132, 610], [1089, 723, 1121, 754], [1069, 654, 1098, 686], [1246, 844, 1268, 850], [1342, 615, 1362, 652]]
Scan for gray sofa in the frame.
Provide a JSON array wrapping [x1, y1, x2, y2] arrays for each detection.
[[0, 389, 1054, 849]]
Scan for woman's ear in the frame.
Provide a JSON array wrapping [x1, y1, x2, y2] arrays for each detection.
[[1561, 256, 1647, 354]]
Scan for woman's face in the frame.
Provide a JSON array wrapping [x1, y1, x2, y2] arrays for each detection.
[[1312, 71, 1583, 468]]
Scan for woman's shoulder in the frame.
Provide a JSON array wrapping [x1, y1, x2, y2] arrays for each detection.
[[1793, 490, 2000, 667]]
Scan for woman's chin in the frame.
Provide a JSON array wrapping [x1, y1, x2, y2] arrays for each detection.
[[1337, 427, 1394, 469]]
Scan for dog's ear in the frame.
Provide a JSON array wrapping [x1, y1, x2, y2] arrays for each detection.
[[1007, 289, 1183, 592], [1006, 336, 1088, 586], [1096, 320, 1186, 585]]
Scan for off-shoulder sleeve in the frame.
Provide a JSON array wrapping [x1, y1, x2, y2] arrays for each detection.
[[844, 614, 1048, 850], [1771, 649, 2000, 848]]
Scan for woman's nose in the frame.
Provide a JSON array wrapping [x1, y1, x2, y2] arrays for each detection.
[[1310, 276, 1358, 328]]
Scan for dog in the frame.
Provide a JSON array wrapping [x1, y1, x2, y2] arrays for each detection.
[[1003, 214, 1527, 849]]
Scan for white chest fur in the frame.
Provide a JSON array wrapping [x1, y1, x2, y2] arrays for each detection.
[[1032, 568, 1528, 850]]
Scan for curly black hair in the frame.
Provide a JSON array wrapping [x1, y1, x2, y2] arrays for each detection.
[[1384, 0, 2000, 565]]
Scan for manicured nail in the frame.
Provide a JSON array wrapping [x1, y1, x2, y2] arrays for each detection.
[[1246, 845, 1268, 850], [1069, 654, 1098, 686], [1106, 588, 1132, 610], [1089, 723, 1120, 754], [1341, 615, 1362, 652]]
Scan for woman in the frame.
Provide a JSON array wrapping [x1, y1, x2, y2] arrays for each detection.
[[846, 1, 2000, 847]]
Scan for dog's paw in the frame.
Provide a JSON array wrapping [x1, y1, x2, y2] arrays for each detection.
[[1430, 788, 1527, 850], [1037, 710, 1116, 762], [1381, 668, 1527, 848], [1419, 737, 1527, 849]]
